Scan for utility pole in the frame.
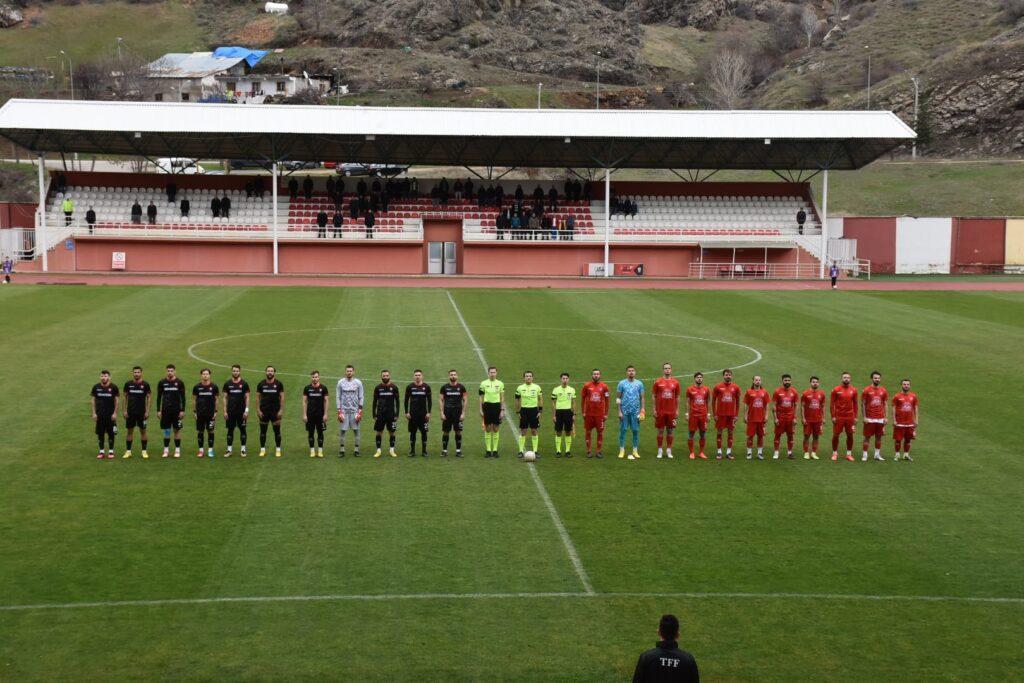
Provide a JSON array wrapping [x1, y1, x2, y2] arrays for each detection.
[[910, 76, 920, 159], [864, 45, 871, 109], [60, 50, 74, 100], [595, 52, 602, 110], [116, 37, 123, 60], [537, 82, 542, 109]]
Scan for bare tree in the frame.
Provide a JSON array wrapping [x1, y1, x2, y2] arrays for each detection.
[[302, 0, 330, 38], [705, 49, 752, 109], [71, 51, 158, 102], [832, 0, 842, 22], [801, 6, 819, 48]]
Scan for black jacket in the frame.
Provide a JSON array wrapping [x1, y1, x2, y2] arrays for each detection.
[[180, 199, 190, 215], [316, 211, 328, 228], [797, 209, 807, 224], [86, 209, 96, 224], [633, 641, 699, 683]]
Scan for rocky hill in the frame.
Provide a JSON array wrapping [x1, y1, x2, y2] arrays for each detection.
[[1, 0, 1023, 156]]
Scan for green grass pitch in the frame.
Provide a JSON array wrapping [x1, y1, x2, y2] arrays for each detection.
[[0, 285, 1022, 681]]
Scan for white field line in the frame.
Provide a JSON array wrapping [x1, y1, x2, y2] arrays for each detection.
[[2, 590, 1020, 612], [445, 290, 595, 595]]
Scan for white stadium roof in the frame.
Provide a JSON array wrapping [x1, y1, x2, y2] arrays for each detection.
[[0, 99, 915, 170]]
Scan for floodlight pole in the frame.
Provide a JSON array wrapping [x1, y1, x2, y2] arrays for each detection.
[[271, 161, 279, 275], [819, 168, 829, 279], [603, 168, 611, 277], [910, 76, 920, 159], [37, 153, 48, 272]]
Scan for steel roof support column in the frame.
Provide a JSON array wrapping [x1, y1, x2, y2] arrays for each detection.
[[819, 168, 828, 279], [272, 161, 279, 275], [603, 168, 611, 277], [37, 153, 48, 272]]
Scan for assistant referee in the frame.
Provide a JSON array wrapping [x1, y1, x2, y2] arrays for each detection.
[[479, 366, 505, 458]]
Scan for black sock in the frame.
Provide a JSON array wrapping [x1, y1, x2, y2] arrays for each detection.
[[273, 424, 281, 447], [260, 423, 268, 447], [455, 432, 462, 450], [126, 439, 133, 452], [307, 427, 315, 448], [141, 440, 147, 451], [207, 433, 214, 448], [239, 425, 247, 446], [410, 433, 416, 452], [317, 426, 324, 448], [376, 433, 382, 449], [198, 433, 204, 449], [443, 433, 450, 449], [164, 437, 170, 448], [389, 432, 396, 448], [227, 428, 234, 446], [98, 436, 105, 450], [174, 438, 181, 449], [421, 432, 428, 449]]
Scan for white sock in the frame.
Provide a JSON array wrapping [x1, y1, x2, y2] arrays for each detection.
[[717, 448, 723, 455], [746, 448, 752, 455], [874, 449, 881, 457], [727, 447, 732, 456], [757, 447, 763, 456], [773, 450, 779, 458]]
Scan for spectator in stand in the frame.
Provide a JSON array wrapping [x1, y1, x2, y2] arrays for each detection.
[[528, 211, 541, 240], [210, 195, 221, 219], [146, 201, 157, 225], [56, 173, 67, 195], [453, 179, 463, 200], [220, 193, 231, 219], [464, 178, 474, 201], [254, 175, 265, 200], [335, 178, 345, 206], [85, 206, 96, 235], [166, 181, 177, 205], [288, 176, 299, 199], [350, 195, 361, 220], [180, 195, 190, 218], [548, 186, 558, 212], [497, 209, 509, 241], [797, 207, 806, 235], [2, 255, 13, 284], [131, 199, 143, 224], [369, 191, 380, 214], [495, 183, 504, 208], [514, 184, 524, 203], [62, 195, 74, 227], [533, 185, 544, 204], [510, 212, 522, 239], [332, 210, 343, 238], [303, 175, 314, 200], [364, 210, 376, 239], [372, 177, 382, 195], [630, 200, 638, 218], [244, 180, 254, 199], [566, 213, 575, 241], [542, 214, 554, 240], [316, 209, 328, 238], [326, 176, 336, 203], [533, 198, 545, 219], [632, 614, 699, 682], [477, 185, 488, 208], [380, 190, 390, 214], [563, 177, 573, 200], [438, 177, 449, 205], [357, 178, 368, 198], [583, 179, 592, 201], [410, 177, 418, 197], [430, 186, 440, 206]]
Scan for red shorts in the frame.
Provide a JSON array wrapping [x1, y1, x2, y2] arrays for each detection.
[[893, 425, 916, 442], [745, 421, 766, 437], [715, 415, 737, 430], [774, 420, 795, 437], [688, 414, 708, 433], [862, 421, 885, 438], [654, 413, 677, 429], [583, 415, 605, 431], [833, 417, 856, 434], [803, 422, 822, 437]]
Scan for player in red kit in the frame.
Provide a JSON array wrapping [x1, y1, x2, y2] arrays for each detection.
[[771, 373, 799, 460], [800, 376, 825, 460], [861, 370, 889, 462], [743, 375, 770, 460], [892, 378, 919, 462], [830, 371, 858, 461], [652, 363, 681, 459], [581, 368, 610, 458], [712, 368, 742, 460], [685, 372, 711, 460]]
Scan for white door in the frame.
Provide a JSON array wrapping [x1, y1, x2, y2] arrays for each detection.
[[427, 242, 443, 274], [443, 241, 457, 274]]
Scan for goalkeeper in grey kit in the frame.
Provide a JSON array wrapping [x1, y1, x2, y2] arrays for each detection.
[[336, 364, 364, 457]]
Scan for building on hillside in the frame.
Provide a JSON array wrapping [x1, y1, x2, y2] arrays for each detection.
[[145, 48, 329, 104]]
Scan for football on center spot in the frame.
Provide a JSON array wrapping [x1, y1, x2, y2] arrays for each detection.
[[523, 451, 537, 462]]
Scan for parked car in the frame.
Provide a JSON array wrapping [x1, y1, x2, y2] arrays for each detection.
[[283, 160, 320, 171], [335, 163, 408, 177], [228, 159, 267, 170]]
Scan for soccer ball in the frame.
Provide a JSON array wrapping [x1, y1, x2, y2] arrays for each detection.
[[523, 451, 537, 462]]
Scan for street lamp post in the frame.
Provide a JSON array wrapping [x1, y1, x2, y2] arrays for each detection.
[[537, 82, 542, 109], [864, 45, 871, 109], [910, 76, 920, 159], [116, 37, 123, 60], [595, 52, 602, 110], [60, 50, 74, 100]]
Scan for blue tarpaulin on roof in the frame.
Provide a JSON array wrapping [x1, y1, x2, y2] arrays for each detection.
[[212, 47, 268, 68]]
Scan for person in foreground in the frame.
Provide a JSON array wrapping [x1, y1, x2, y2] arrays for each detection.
[[633, 614, 699, 682]]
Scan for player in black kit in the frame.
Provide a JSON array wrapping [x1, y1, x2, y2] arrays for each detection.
[[302, 370, 329, 458], [192, 368, 219, 458], [439, 369, 468, 457], [156, 364, 187, 458], [90, 369, 120, 459], [256, 365, 285, 458], [122, 365, 151, 459], [372, 370, 400, 458], [404, 370, 432, 457], [221, 364, 250, 457]]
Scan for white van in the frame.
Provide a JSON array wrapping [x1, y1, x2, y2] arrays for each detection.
[[153, 158, 205, 174]]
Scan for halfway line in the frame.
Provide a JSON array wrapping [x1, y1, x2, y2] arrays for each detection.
[[445, 290, 595, 595]]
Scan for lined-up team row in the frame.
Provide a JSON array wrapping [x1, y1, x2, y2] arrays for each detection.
[[89, 363, 921, 462]]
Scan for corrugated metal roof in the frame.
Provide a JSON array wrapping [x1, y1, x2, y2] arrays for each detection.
[[0, 99, 916, 169], [146, 52, 246, 78]]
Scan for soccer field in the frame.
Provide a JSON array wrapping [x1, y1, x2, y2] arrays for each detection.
[[1, 285, 1022, 681]]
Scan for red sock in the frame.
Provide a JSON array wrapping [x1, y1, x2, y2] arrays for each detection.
[[746, 436, 753, 448], [657, 433, 664, 448], [585, 431, 592, 450], [845, 432, 854, 451], [904, 440, 911, 454], [803, 437, 810, 452], [666, 434, 674, 447], [727, 433, 734, 449], [716, 433, 723, 449], [831, 433, 840, 451], [596, 430, 603, 449], [773, 436, 781, 450], [699, 436, 706, 451], [687, 437, 694, 452], [812, 437, 819, 452]]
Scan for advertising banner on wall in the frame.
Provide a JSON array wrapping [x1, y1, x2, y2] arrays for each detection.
[[111, 251, 126, 270], [586, 263, 645, 277]]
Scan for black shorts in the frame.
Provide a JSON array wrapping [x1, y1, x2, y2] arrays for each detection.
[[442, 410, 463, 432], [374, 414, 397, 432], [125, 413, 147, 430], [259, 406, 281, 424], [305, 415, 325, 430], [408, 415, 429, 433], [519, 407, 540, 430], [160, 411, 183, 431], [226, 412, 247, 430], [195, 414, 215, 431], [554, 409, 574, 433], [95, 416, 116, 436], [482, 403, 502, 427]]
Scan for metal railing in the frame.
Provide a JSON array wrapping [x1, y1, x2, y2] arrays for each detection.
[[38, 220, 424, 242], [689, 261, 870, 280], [463, 226, 814, 244]]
